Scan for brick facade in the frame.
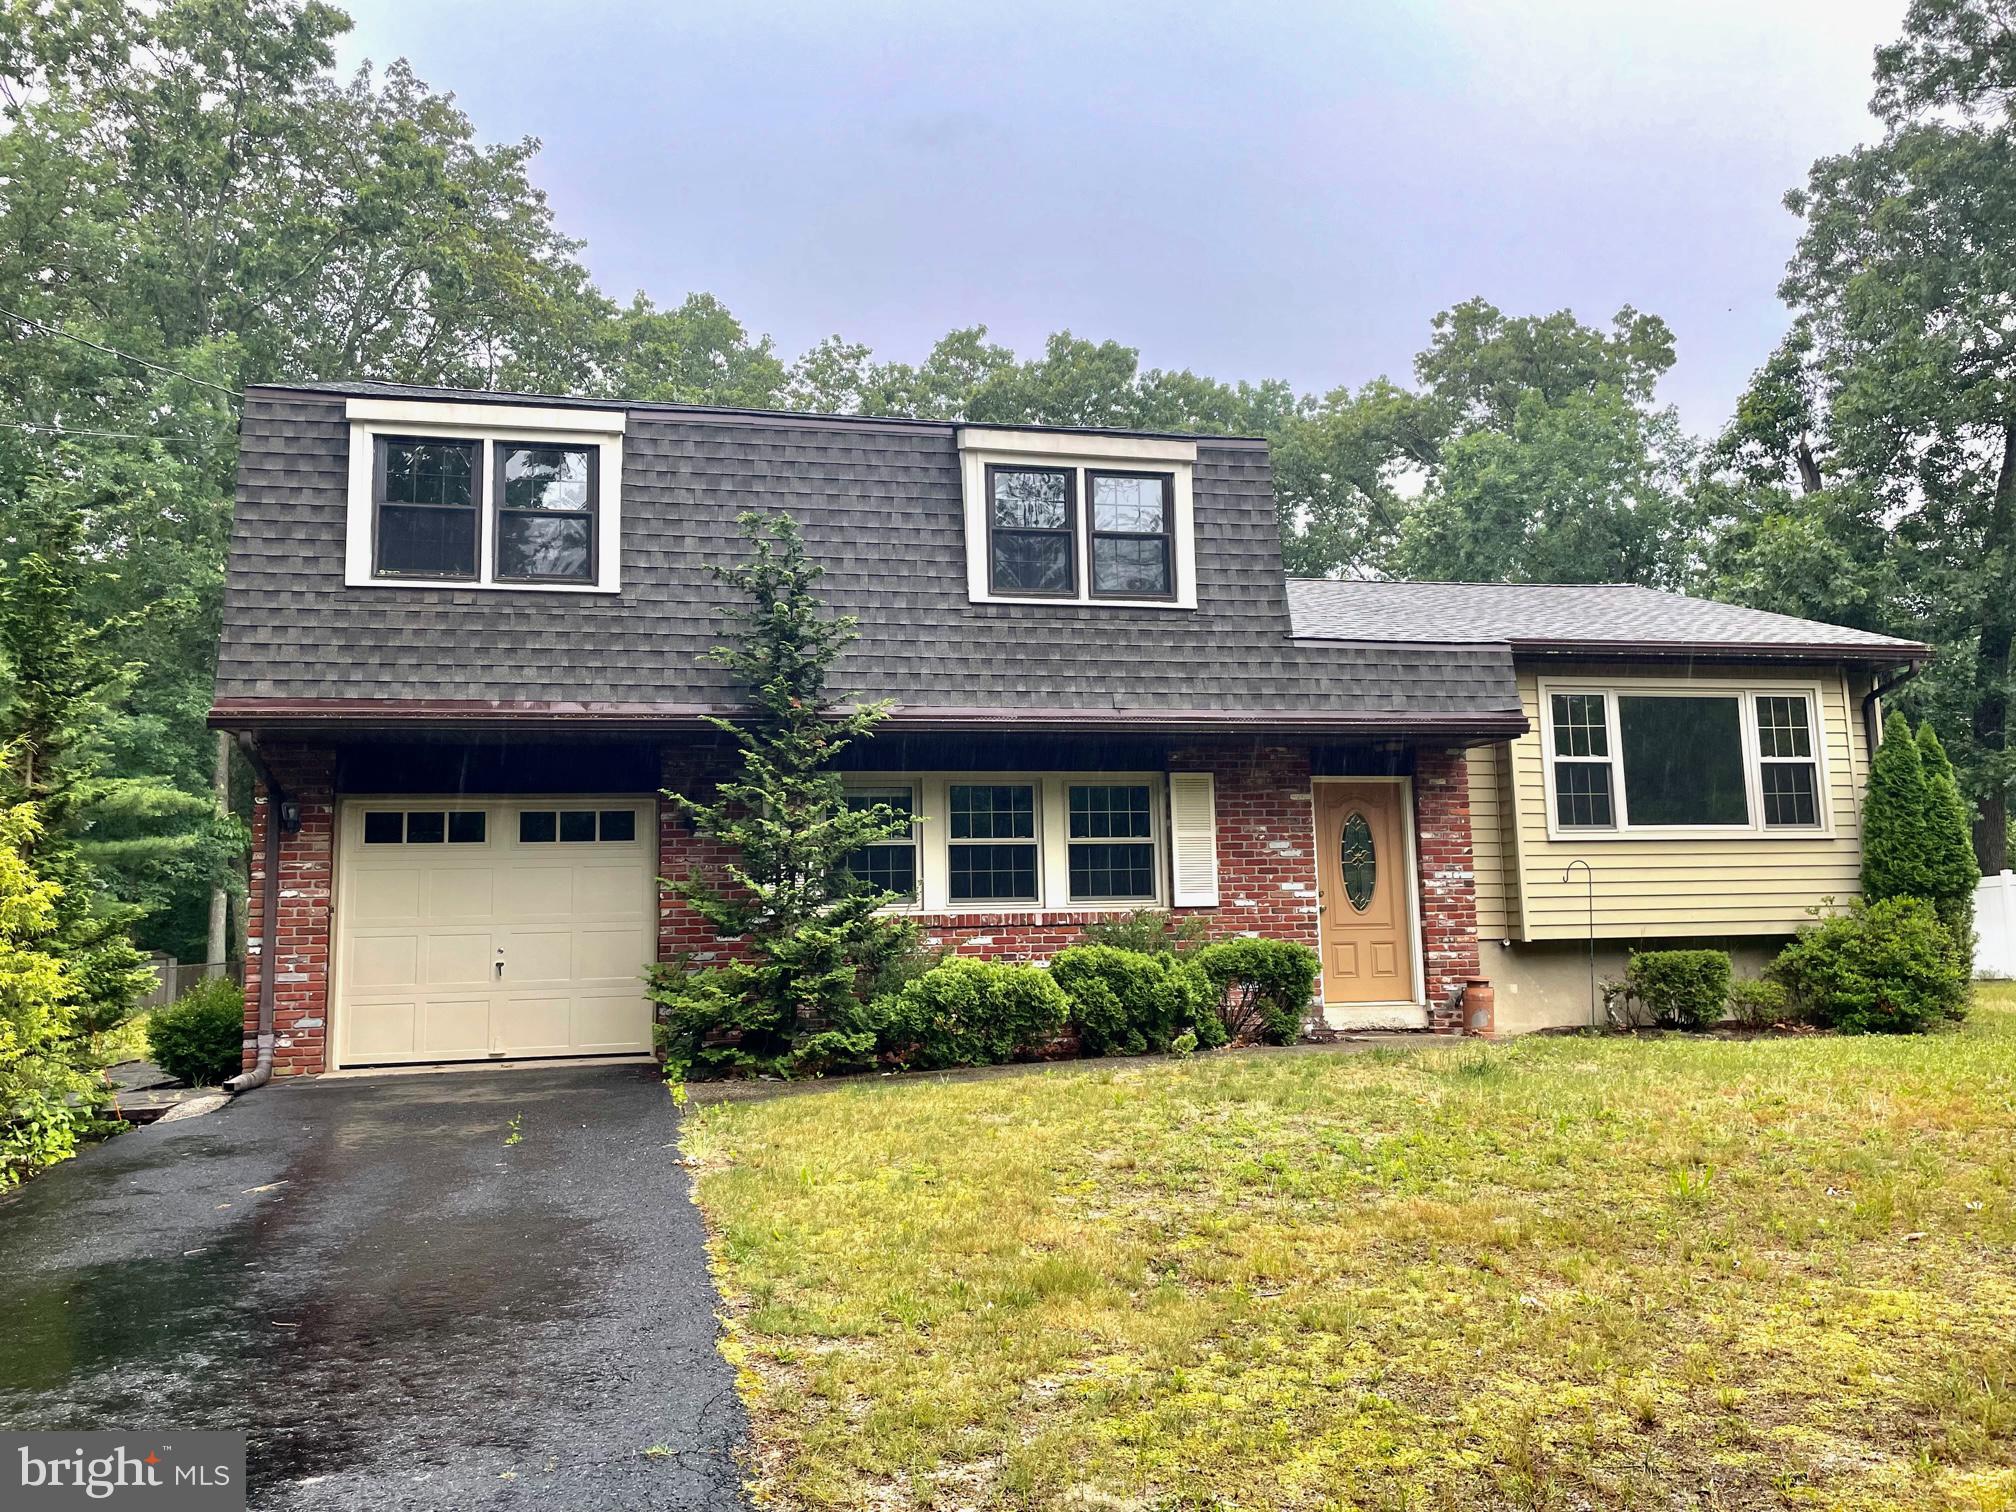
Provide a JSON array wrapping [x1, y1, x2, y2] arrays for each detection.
[[244, 736, 1485, 1074], [242, 744, 336, 1076], [1412, 745, 1483, 1032]]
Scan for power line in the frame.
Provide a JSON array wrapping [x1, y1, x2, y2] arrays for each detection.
[[0, 420, 156, 442], [0, 306, 242, 399]]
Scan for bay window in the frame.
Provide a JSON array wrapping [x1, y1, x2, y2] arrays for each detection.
[[1543, 684, 1828, 835]]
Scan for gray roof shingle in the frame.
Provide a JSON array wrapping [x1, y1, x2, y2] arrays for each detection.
[[1286, 579, 1927, 660], [213, 387, 1524, 733]]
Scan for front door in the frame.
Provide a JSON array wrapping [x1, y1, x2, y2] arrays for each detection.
[[1314, 781, 1416, 1005]]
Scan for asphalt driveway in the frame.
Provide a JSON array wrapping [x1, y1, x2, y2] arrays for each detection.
[[0, 1064, 746, 1509]]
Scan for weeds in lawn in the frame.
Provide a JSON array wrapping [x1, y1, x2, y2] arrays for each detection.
[[686, 993, 2016, 1510]]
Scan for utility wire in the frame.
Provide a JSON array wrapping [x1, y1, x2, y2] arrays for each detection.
[[0, 420, 157, 441], [0, 305, 242, 399]]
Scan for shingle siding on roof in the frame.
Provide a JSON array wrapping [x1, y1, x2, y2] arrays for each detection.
[[215, 390, 1519, 718], [1285, 578, 1924, 654]]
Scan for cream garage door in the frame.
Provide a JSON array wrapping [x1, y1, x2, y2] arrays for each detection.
[[336, 798, 657, 1067]]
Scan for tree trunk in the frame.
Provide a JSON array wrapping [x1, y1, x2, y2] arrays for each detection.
[[206, 729, 230, 974], [1970, 424, 2016, 874], [1795, 434, 1823, 495]]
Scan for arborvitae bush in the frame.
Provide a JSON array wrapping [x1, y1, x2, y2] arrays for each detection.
[[1915, 722, 1979, 949], [1861, 710, 1938, 904]]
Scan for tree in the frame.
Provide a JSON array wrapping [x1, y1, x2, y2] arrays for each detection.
[[1717, 0, 2016, 869], [0, 799, 98, 1188], [649, 512, 920, 1076], [1278, 300, 1693, 582], [1863, 711, 1938, 904], [1917, 721, 1980, 942]]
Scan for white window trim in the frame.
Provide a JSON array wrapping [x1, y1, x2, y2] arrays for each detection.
[[343, 398, 625, 593], [1537, 678, 1834, 842], [845, 772, 1168, 912], [956, 428, 1198, 610]]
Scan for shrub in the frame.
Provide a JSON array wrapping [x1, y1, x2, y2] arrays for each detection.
[[1050, 945, 1214, 1057], [1725, 977, 1793, 1029], [1074, 910, 1212, 957], [1625, 950, 1732, 1031], [1916, 722, 1980, 952], [874, 958, 1071, 1070], [1862, 710, 1937, 904], [1770, 897, 1969, 1034], [145, 977, 245, 1086], [1192, 937, 1320, 1046]]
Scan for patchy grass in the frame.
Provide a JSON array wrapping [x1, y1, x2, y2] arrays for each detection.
[[684, 992, 2016, 1510]]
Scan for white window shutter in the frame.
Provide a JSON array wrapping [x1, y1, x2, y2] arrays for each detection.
[[1168, 772, 1219, 907]]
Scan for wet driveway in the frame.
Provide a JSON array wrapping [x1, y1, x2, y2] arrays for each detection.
[[0, 1064, 746, 1509]]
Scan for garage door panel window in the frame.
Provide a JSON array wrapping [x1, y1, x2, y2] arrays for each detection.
[[363, 809, 487, 844], [1545, 686, 1827, 834], [518, 808, 640, 844]]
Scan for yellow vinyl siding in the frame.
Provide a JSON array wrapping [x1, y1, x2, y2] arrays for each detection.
[[1469, 740, 1519, 935], [1483, 661, 1867, 942]]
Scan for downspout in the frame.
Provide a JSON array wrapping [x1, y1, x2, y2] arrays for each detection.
[[223, 733, 289, 1096], [1861, 658, 1928, 758]]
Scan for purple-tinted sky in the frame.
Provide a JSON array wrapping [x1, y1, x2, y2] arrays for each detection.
[[334, 0, 1902, 435]]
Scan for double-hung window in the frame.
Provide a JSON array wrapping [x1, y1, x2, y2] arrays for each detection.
[[1087, 473, 1174, 599], [374, 437, 481, 579], [1067, 783, 1157, 900], [948, 783, 1040, 903], [843, 787, 918, 898], [1544, 684, 1827, 834], [374, 437, 601, 586], [495, 444, 597, 583], [986, 467, 1076, 595], [347, 399, 622, 592]]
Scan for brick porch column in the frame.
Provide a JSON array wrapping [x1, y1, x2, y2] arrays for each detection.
[[243, 743, 336, 1075], [1413, 745, 1482, 1033]]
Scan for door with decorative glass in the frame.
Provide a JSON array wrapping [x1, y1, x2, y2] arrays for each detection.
[[1314, 781, 1416, 1005]]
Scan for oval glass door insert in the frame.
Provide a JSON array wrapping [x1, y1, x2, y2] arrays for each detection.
[[1340, 811, 1376, 911]]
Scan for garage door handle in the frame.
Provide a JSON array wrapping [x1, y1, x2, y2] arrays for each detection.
[[495, 954, 505, 979]]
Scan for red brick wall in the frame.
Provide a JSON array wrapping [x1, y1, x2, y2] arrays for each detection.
[[1413, 745, 1482, 1032], [242, 743, 336, 1075], [656, 740, 1326, 1005]]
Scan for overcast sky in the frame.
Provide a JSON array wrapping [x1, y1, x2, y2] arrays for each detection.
[[334, 0, 1904, 435]]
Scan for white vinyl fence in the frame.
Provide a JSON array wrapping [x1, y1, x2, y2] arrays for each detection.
[[1974, 872, 2016, 979]]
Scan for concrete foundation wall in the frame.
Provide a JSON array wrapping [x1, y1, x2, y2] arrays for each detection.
[[1482, 936, 1788, 1034]]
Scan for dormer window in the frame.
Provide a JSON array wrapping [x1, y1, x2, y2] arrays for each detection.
[[375, 437, 480, 579], [496, 444, 597, 583], [958, 428, 1198, 609], [987, 466, 1076, 595], [344, 397, 623, 593], [1089, 471, 1174, 599]]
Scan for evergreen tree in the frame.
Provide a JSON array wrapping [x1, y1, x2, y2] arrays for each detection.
[[1862, 710, 1938, 904], [650, 511, 920, 1075], [1917, 721, 1981, 943]]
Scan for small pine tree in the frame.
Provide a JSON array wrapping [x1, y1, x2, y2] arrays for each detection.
[[652, 511, 920, 1074], [1916, 722, 1979, 945], [1861, 709, 1936, 904]]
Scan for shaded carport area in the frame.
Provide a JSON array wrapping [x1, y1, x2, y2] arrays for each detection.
[[0, 1064, 746, 1510]]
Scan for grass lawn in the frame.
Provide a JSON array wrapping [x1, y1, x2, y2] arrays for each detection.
[[683, 992, 2016, 1510]]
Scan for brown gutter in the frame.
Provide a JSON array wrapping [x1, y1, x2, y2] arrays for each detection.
[[1503, 637, 1932, 663], [209, 698, 1529, 741]]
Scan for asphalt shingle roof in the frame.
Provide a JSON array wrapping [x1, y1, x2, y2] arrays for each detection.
[[1286, 579, 1927, 659], [213, 387, 1523, 731]]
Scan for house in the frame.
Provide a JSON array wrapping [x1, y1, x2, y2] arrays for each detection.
[[209, 382, 1927, 1078]]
